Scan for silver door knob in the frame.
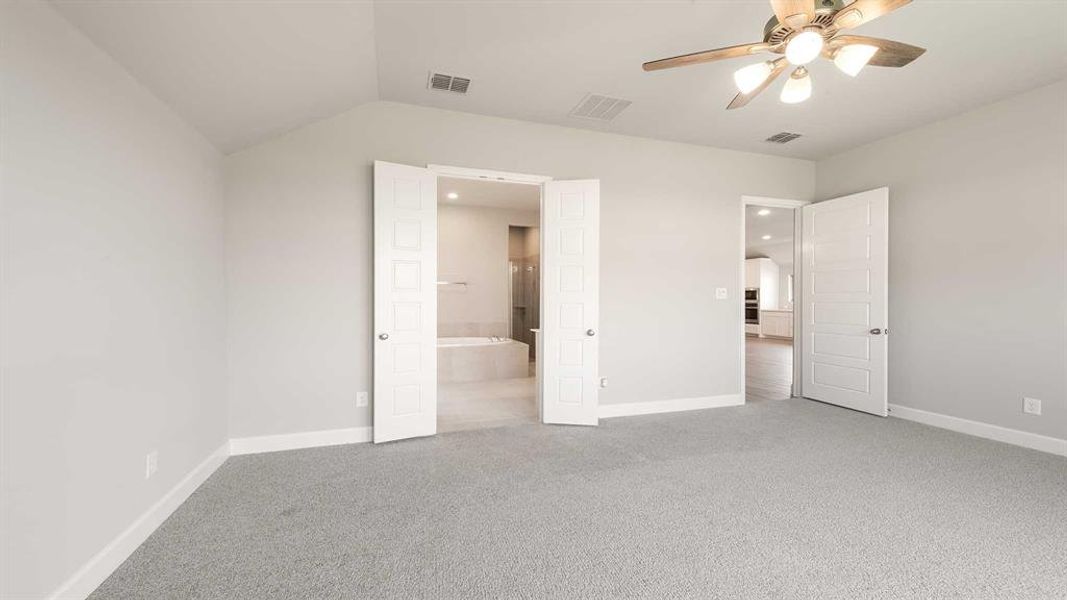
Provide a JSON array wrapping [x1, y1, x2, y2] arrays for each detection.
[[586, 329, 596, 337], [869, 328, 882, 335], [378, 333, 389, 340]]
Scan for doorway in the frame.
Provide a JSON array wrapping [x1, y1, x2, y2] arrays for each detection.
[[741, 190, 889, 416], [372, 161, 601, 443], [742, 197, 805, 403], [435, 177, 541, 432]]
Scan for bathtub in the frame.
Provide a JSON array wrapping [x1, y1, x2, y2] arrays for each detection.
[[438, 337, 530, 383]]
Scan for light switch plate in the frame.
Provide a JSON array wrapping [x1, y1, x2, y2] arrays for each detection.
[[715, 287, 728, 300]]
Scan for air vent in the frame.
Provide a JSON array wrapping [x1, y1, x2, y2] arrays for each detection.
[[570, 94, 632, 122], [428, 72, 471, 94], [765, 132, 803, 144]]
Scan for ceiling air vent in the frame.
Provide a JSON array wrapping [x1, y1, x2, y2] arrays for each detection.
[[428, 72, 471, 94], [570, 94, 632, 122], [765, 132, 803, 144]]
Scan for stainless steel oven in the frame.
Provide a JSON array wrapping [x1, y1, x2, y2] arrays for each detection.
[[744, 306, 759, 324], [744, 288, 759, 324]]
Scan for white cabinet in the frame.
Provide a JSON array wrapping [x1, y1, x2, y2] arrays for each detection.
[[745, 258, 779, 310], [745, 260, 760, 289], [760, 311, 793, 339]]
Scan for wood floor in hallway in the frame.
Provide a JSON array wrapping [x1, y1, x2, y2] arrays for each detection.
[[746, 336, 793, 402]]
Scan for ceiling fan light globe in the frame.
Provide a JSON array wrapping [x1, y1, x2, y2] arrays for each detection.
[[780, 68, 812, 104], [734, 61, 773, 94], [785, 30, 824, 65], [833, 44, 879, 76]]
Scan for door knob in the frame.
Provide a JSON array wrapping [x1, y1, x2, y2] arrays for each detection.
[[869, 328, 882, 335], [586, 329, 596, 337], [378, 333, 389, 341]]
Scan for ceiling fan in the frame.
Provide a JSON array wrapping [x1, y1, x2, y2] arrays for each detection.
[[642, 0, 925, 109]]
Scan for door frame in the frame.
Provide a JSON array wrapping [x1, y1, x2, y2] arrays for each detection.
[[740, 195, 810, 400], [426, 164, 555, 420]]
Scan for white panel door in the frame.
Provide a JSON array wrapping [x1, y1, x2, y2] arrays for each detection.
[[801, 187, 888, 416], [373, 161, 437, 443], [542, 180, 599, 426]]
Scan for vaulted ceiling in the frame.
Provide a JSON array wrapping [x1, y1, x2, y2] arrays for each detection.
[[52, 0, 1067, 158]]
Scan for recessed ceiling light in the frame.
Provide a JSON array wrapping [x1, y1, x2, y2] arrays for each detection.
[[446, 192, 459, 200], [757, 209, 771, 216], [762, 235, 772, 240]]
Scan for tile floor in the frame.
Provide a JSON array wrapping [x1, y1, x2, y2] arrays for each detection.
[[437, 368, 538, 432]]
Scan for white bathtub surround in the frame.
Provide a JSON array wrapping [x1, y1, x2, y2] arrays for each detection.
[[438, 337, 530, 383], [438, 321, 510, 338]]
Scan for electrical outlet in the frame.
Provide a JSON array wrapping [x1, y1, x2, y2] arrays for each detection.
[[600, 377, 608, 388], [356, 391, 369, 408], [145, 451, 158, 479], [1023, 397, 1042, 416], [715, 287, 728, 300]]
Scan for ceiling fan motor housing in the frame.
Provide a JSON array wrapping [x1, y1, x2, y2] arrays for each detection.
[[763, 0, 845, 46]]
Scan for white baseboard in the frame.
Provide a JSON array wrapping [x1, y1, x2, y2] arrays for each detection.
[[49, 442, 229, 600], [889, 404, 1067, 457], [47, 428, 374, 599], [229, 426, 373, 456], [599, 393, 744, 419]]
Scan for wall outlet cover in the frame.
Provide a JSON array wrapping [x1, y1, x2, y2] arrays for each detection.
[[1023, 397, 1042, 416], [356, 391, 369, 408]]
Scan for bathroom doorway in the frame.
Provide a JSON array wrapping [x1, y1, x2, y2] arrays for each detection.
[[373, 160, 601, 443], [436, 176, 541, 432]]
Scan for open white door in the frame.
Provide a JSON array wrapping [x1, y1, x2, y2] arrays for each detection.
[[541, 180, 599, 426], [800, 187, 888, 416], [373, 161, 437, 443]]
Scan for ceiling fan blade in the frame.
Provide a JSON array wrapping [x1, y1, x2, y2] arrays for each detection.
[[770, 0, 816, 29], [643, 42, 770, 72], [829, 35, 926, 67], [727, 59, 789, 110], [833, 0, 912, 30]]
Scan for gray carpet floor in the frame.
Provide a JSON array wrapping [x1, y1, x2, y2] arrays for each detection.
[[89, 399, 1067, 599]]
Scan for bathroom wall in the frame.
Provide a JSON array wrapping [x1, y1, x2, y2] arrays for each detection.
[[438, 204, 538, 337]]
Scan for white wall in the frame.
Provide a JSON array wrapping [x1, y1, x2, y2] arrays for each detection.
[[225, 101, 814, 438], [816, 81, 1066, 441], [438, 204, 537, 337], [777, 264, 793, 311], [0, 3, 227, 597]]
